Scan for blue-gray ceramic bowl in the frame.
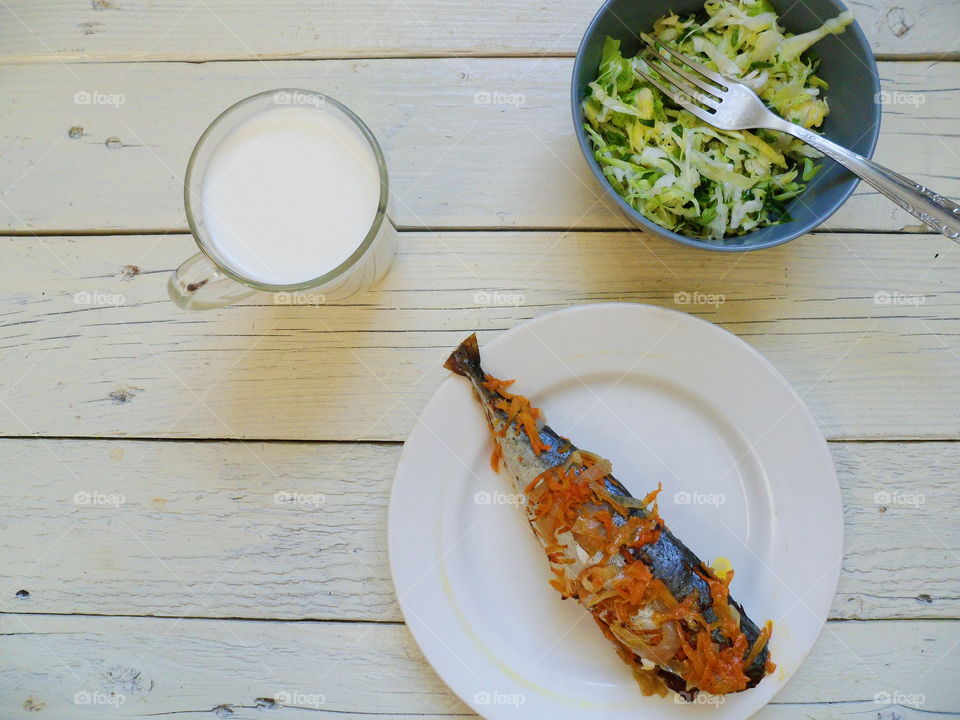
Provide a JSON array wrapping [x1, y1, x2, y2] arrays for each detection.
[[572, 0, 881, 251]]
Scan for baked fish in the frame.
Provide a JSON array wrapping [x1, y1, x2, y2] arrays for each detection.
[[445, 333, 774, 700]]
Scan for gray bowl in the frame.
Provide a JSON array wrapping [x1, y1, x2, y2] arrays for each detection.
[[572, 0, 881, 251]]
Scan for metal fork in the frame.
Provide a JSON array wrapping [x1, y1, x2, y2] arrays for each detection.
[[635, 33, 960, 240]]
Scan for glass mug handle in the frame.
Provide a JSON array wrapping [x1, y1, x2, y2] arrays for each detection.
[[167, 252, 259, 310]]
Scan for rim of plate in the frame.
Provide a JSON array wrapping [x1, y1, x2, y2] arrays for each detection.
[[388, 302, 842, 719]]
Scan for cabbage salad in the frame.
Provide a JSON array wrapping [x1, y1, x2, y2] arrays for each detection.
[[582, 0, 853, 240]]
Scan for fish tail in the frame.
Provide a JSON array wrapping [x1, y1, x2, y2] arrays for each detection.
[[444, 333, 482, 378]]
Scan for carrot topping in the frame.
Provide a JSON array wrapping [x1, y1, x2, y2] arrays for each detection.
[[524, 475, 540, 495], [481, 377, 516, 394], [613, 558, 653, 605], [744, 619, 774, 668], [578, 565, 609, 594], [640, 484, 663, 510], [483, 373, 551, 455], [489, 442, 502, 473], [695, 564, 746, 652], [594, 510, 616, 535], [652, 594, 699, 625]]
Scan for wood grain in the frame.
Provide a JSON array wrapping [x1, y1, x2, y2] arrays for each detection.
[[0, 438, 955, 622], [1, 231, 958, 441], [0, 0, 955, 62], [0, 59, 956, 233], [1, 614, 957, 718]]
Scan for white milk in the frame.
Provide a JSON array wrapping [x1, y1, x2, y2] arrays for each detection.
[[200, 105, 381, 286]]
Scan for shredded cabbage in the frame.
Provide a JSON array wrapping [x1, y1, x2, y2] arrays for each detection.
[[582, 0, 853, 240]]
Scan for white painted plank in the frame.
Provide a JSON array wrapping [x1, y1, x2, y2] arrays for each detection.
[[0, 439, 956, 621], [0, 439, 395, 622], [0, 0, 955, 62], [0, 59, 956, 233], [0, 232, 959, 440], [0, 615, 957, 718], [831, 443, 960, 620]]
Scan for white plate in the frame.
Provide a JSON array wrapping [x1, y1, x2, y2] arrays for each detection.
[[389, 303, 842, 720]]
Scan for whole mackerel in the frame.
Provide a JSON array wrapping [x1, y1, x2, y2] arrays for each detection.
[[445, 333, 772, 699]]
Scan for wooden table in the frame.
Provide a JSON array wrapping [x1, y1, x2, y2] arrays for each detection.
[[2, 1, 959, 717]]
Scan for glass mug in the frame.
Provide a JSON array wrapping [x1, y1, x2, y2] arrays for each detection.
[[169, 89, 397, 310]]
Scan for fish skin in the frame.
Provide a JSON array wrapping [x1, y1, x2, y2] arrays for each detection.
[[445, 333, 769, 693]]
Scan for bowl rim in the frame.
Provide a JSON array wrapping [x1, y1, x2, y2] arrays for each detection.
[[570, 0, 882, 252]]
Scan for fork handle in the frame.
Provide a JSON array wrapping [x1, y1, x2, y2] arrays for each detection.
[[767, 119, 960, 240]]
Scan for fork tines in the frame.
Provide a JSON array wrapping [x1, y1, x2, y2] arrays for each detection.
[[635, 33, 727, 121]]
